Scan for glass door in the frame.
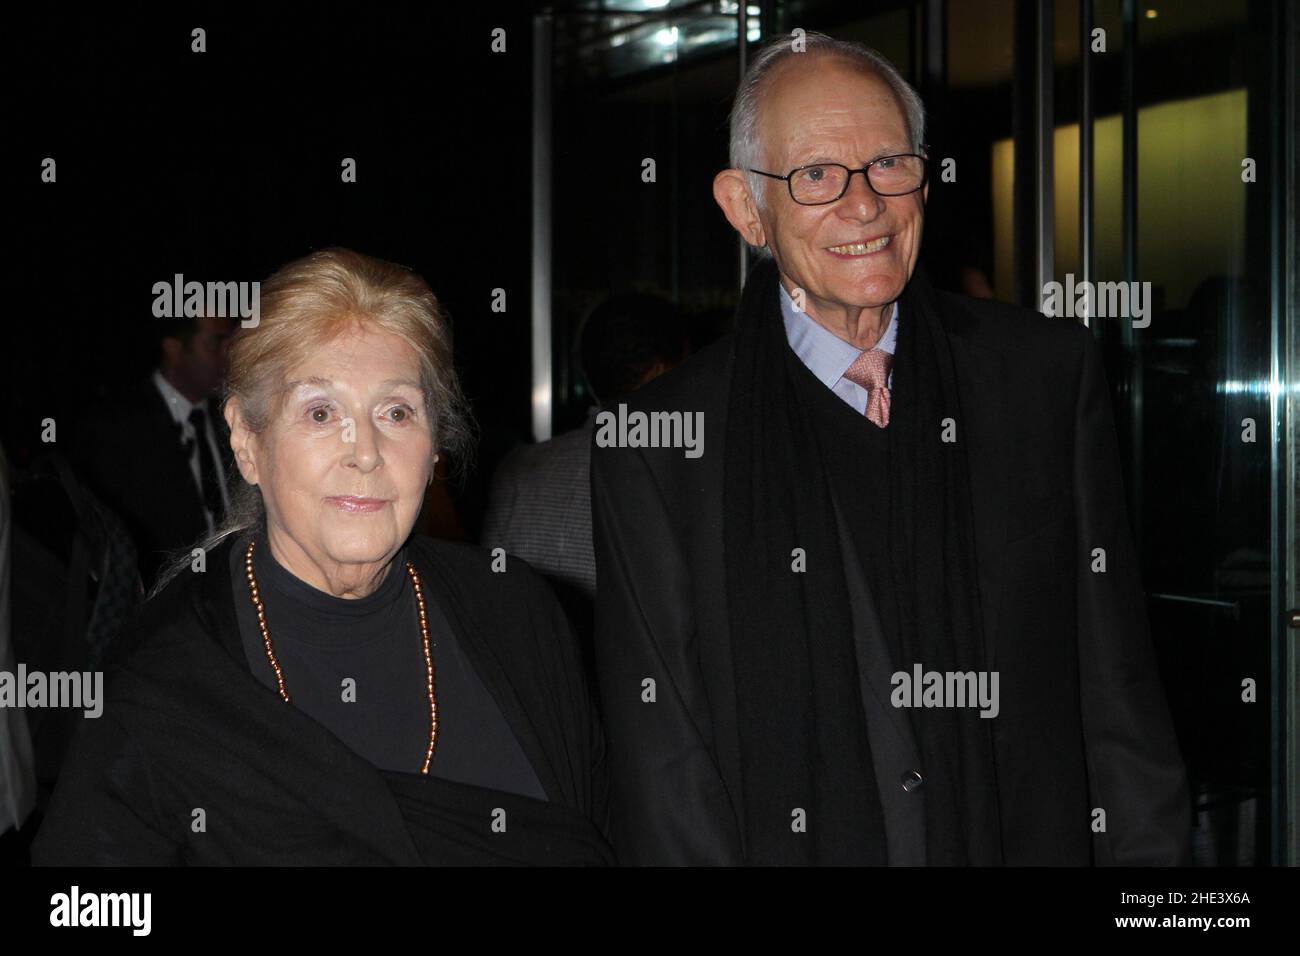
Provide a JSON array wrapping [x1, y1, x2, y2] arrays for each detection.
[[1069, 0, 1296, 865]]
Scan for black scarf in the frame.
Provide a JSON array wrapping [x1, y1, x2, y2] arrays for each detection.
[[722, 257, 1003, 865], [33, 534, 613, 866]]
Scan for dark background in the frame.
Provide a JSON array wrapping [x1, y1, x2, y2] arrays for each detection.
[[7, 4, 538, 525], [4, 1, 1293, 866]]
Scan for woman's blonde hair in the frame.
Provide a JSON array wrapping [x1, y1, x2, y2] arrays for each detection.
[[148, 247, 474, 599]]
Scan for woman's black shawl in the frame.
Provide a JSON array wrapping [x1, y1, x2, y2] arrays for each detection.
[[32, 535, 614, 865]]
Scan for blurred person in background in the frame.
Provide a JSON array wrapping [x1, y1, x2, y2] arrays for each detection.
[[482, 293, 686, 675], [69, 308, 238, 589]]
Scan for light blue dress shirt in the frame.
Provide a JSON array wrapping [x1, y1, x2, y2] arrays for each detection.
[[779, 282, 898, 415]]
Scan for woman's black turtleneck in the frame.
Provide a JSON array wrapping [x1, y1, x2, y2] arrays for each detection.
[[228, 530, 546, 800]]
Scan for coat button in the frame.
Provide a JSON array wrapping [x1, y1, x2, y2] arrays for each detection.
[[901, 770, 924, 792]]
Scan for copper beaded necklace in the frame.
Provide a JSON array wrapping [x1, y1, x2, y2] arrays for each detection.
[[242, 536, 439, 774]]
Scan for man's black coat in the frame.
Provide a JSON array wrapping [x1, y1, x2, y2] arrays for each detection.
[[591, 269, 1192, 865]]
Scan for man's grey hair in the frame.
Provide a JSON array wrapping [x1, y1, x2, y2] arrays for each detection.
[[728, 32, 927, 256]]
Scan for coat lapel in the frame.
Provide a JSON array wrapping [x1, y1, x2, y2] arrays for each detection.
[[945, 329, 1011, 672]]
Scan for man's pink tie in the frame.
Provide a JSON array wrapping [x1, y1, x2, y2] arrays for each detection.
[[843, 348, 893, 428]]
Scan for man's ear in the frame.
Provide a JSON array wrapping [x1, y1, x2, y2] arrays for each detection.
[[713, 169, 767, 248], [224, 397, 260, 486]]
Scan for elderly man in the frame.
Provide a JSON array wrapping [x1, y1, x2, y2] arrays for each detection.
[[591, 33, 1190, 865]]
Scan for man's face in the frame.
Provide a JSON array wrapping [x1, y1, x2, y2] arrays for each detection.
[[178, 314, 236, 395], [754, 56, 927, 320]]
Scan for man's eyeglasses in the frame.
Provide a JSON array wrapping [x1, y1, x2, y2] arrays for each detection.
[[748, 153, 928, 205]]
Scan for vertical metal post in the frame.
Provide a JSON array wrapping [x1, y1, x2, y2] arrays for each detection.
[[1270, 0, 1298, 867], [1121, 0, 1137, 294], [1034, 0, 1055, 308], [1080, 0, 1095, 332], [1120, 0, 1143, 551], [924, 0, 946, 99], [531, 14, 554, 442]]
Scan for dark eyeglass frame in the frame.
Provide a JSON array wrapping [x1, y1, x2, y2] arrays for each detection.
[[748, 151, 930, 205]]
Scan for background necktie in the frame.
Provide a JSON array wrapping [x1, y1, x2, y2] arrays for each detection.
[[187, 406, 224, 520]]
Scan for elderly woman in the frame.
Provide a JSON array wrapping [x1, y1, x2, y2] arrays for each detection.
[[33, 248, 613, 865]]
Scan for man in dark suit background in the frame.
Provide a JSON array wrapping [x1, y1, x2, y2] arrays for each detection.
[[71, 311, 237, 588], [591, 33, 1190, 865], [484, 293, 686, 603], [483, 294, 686, 679]]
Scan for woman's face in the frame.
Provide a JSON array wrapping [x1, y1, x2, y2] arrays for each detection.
[[229, 322, 434, 597]]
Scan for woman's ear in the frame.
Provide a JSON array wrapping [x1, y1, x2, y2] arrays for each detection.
[[224, 397, 260, 486]]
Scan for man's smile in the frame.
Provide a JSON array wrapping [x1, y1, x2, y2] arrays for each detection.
[[826, 234, 892, 257]]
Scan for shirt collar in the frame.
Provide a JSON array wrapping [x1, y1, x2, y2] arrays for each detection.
[[779, 282, 899, 391], [152, 368, 198, 425]]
